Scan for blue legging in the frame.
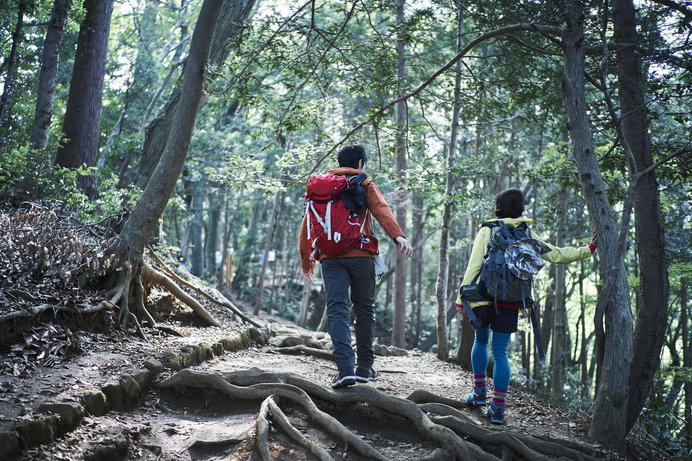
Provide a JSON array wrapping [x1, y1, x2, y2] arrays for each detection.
[[471, 326, 511, 391]]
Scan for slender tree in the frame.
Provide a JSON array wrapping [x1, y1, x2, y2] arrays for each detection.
[[435, 4, 463, 360], [391, 0, 408, 348], [110, 0, 225, 319], [612, 0, 670, 432], [30, 0, 73, 151], [561, 0, 633, 447], [0, 0, 28, 136]]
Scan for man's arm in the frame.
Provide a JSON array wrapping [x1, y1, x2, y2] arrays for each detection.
[[365, 181, 412, 257], [298, 214, 314, 281]]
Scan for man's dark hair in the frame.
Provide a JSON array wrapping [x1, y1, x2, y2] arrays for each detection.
[[494, 188, 525, 218], [337, 145, 367, 169]]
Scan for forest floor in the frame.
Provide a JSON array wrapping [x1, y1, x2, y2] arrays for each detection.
[[0, 207, 652, 460], [0, 298, 646, 461]]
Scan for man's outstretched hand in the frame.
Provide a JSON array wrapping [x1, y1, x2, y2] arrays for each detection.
[[395, 236, 413, 258], [302, 269, 313, 282]]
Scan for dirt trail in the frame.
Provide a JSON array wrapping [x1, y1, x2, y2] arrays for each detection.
[[1, 316, 620, 461]]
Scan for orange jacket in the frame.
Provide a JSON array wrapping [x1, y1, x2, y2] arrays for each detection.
[[299, 167, 404, 273]]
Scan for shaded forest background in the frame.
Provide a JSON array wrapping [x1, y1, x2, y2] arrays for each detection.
[[0, 0, 690, 456]]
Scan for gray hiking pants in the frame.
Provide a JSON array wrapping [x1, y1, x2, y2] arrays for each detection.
[[321, 257, 376, 374]]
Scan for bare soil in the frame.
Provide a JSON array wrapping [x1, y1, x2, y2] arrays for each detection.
[[0, 306, 634, 461]]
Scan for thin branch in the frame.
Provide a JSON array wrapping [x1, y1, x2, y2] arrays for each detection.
[[226, 0, 314, 93], [276, 0, 360, 132], [307, 22, 561, 177]]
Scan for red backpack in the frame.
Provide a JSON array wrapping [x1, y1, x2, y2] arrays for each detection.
[[304, 174, 377, 260]]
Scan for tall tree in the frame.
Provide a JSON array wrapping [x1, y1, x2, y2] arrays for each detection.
[[30, 0, 73, 151], [55, 0, 115, 198], [561, 0, 633, 447], [135, 0, 257, 190], [612, 0, 670, 432], [0, 0, 28, 136], [435, 4, 464, 360], [111, 0, 225, 317], [391, 0, 408, 348], [550, 188, 568, 396]]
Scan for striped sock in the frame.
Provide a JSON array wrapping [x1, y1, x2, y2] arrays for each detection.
[[492, 388, 507, 408], [473, 374, 487, 389]]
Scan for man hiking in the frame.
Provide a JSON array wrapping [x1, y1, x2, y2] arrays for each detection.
[[299, 145, 412, 389]]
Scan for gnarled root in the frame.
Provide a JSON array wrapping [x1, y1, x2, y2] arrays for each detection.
[[164, 369, 497, 461], [147, 244, 259, 327], [141, 263, 220, 327], [255, 396, 333, 461], [160, 369, 388, 460], [417, 402, 599, 461]]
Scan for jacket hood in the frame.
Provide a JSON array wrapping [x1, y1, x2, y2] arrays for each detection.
[[485, 217, 534, 227]]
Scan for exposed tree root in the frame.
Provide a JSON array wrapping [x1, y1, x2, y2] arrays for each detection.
[[141, 264, 220, 327], [0, 301, 113, 324], [255, 397, 271, 461], [274, 345, 336, 361], [168, 369, 497, 460], [407, 389, 465, 409], [255, 396, 334, 461], [418, 402, 600, 461], [160, 369, 388, 460], [147, 245, 260, 327]]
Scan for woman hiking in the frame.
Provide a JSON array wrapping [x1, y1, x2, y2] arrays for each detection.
[[456, 188, 598, 424]]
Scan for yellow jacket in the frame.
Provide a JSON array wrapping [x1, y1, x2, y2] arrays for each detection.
[[456, 217, 593, 309]]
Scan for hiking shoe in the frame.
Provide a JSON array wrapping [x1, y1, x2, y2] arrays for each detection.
[[355, 368, 379, 383], [464, 386, 487, 407], [486, 401, 505, 424], [331, 371, 356, 389]]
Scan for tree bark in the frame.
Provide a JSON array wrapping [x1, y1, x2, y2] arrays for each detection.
[[391, 0, 408, 348], [411, 193, 424, 348], [30, 0, 72, 151], [612, 0, 670, 433], [135, 0, 257, 190], [254, 191, 280, 315], [682, 280, 690, 449], [55, 0, 115, 198], [561, 0, 633, 448], [0, 0, 28, 136], [190, 177, 206, 276], [551, 189, 568, 397], [115, 0, 224, 270], [435, 5, 463, 361], [206, 187, 222, 280]]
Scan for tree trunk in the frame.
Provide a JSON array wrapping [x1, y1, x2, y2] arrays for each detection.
[[135, 0, 257, 190], [254, 192, 280, 316], [116, 0, 224, 269], [455, 216, 475, 370], [551, 189, 568, 397], [55, 0, 114, 198], [435, 4, 463, 360], [579, 260, 589, 397], [30, 0, 72, 151], [190, 177, 206, 276], [206, 187, 222, 280], [391, 0, 408, 348], [411, 194, 424, 348], [561, 0, 633, 447], [612, 0, 670, 433], [681, 280, 690, 449], [0, 0, 28, 136]]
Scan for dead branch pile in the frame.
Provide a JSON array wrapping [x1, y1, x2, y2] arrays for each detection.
[[0, 206, 117, 318]]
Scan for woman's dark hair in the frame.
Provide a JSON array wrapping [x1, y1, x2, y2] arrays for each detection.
[[337, 145, 367, 169], [494, 188, 525, 218]]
